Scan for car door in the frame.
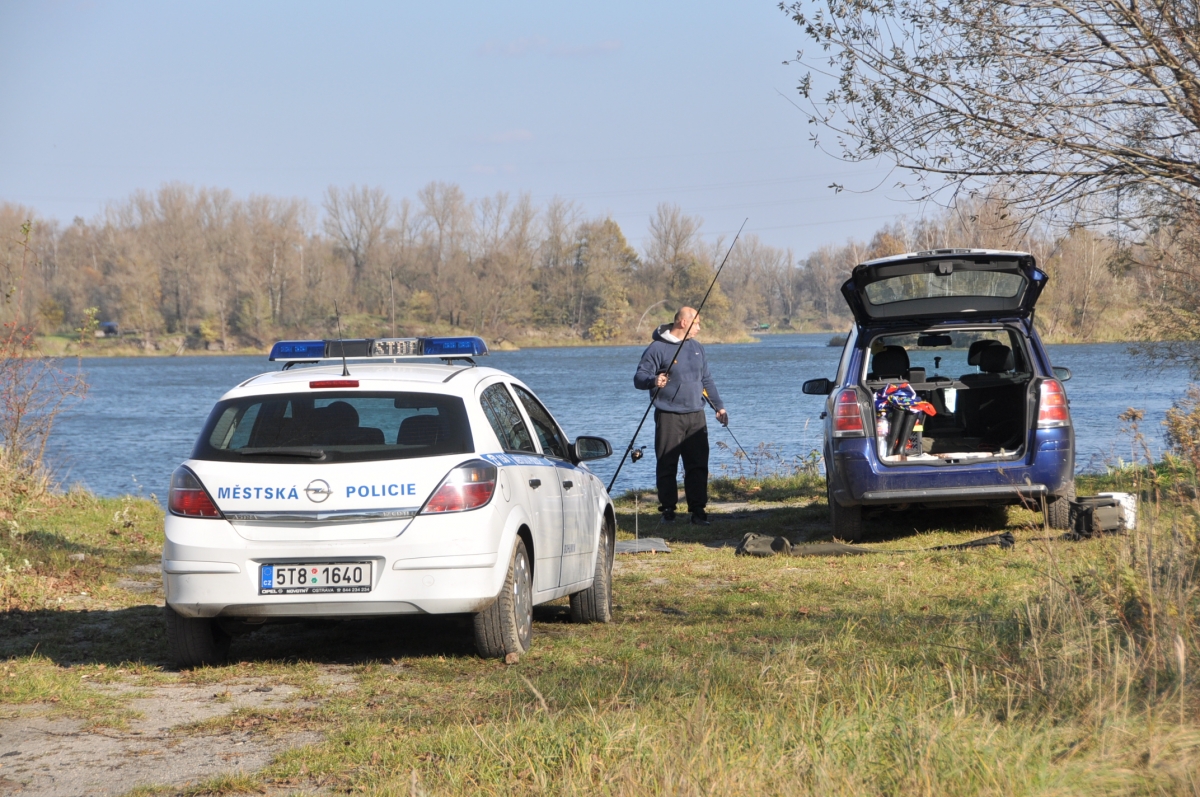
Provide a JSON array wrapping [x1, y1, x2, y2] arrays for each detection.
[[511, 384, 592, 588], [478, 382, 564, 592]]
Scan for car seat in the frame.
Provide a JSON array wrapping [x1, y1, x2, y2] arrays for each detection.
[[869, 345, 909, 380], [397, 414, 445, 447], [967, 339, 1003, 367], [317, 401, 385, 446]]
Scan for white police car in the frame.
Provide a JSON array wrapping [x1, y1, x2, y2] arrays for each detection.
[[162, 336, 616, 668]]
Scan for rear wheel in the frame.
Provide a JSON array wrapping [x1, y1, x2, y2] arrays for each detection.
[[164, 605, 231, 669], [828, 478, 865, 542], [474, 538, 533, 658], [570, 518, 613, 623], [1045, 480, 1075, 530]]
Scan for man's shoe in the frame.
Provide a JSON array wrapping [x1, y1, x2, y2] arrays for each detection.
[[690, 512, 710, 526], [661, 510, 676, 523]]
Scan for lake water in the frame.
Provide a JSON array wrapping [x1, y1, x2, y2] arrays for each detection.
[[43, 334, 1192, 502]]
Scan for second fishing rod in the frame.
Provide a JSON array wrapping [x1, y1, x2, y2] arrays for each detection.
[[606, 219, 748, 493]]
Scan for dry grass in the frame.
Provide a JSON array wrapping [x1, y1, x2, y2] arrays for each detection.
[[0, 468, 1195, 794]]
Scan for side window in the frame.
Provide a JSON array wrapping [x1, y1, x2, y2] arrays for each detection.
[[480, 384, 536, 453], [512, 385, 569, 460], [835, 326, 857, 384]]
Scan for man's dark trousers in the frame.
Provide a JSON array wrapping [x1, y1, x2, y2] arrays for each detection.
[[654, 409, 708, 514]]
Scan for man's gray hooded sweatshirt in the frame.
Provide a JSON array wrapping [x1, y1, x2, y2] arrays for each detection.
[[634, 324, 725, 414]]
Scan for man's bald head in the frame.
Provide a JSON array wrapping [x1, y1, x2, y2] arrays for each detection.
[[674, 307, 697, 325], [671, 306, 701, 339]]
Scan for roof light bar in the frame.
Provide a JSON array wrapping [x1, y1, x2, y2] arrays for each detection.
[[269, 336, 489, 362]]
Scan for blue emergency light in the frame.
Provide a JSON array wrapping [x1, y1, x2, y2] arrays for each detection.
[[268, 336, 489, 363]]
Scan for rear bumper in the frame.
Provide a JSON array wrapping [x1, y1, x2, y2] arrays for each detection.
[[162, 507, 518, 619], [859, 484, 1045, 505], [831, 427, 1073, 508]]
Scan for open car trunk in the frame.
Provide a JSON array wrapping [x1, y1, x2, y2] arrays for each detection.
[[864, 330, 1032, 464]]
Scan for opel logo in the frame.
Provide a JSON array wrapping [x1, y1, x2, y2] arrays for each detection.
[[305, 479, 331, 503]]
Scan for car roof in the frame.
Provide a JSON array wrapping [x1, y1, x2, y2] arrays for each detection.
[[219, 362, 515, 402]]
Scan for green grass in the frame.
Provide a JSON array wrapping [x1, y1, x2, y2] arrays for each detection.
[[1, 473, 1197, 795]]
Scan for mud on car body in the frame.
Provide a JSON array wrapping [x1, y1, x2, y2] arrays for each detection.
[[804, 250, 1075, 540], [162, 336, 616, 668]]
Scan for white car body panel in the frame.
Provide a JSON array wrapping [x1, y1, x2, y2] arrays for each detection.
[[162, 362, 613, 620]]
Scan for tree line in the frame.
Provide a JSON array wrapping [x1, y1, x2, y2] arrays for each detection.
[[0, 184, 1161, 351]]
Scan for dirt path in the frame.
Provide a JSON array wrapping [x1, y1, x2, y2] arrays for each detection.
[[0, 671, 337, 795]]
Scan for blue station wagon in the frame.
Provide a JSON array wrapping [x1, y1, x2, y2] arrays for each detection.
[[803, 249, 1075, 540]]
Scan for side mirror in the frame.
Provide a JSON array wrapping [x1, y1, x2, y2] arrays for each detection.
[[572, 435, 613, 462], [1053, 366, 1072, 382], [802, 378, 834, 395]]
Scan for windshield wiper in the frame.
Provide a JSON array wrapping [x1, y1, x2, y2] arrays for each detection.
[[236, 447, 326, 460]]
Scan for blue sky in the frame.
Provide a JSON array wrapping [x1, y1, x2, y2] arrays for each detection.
[[0, 1, 918, 254]]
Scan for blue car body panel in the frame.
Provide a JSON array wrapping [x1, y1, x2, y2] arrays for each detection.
[[819, 251, 1074, 511]]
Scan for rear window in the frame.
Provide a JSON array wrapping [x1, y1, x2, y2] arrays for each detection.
[[864, 270, 1025, 305], [192, 391, 473, 463]]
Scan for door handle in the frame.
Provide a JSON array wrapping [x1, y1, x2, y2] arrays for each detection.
[[562, 480, 574, 489], [528, 479, 541, 489]]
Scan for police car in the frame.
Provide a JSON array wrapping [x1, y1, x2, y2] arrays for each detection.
[[162, 336, 616, 668]]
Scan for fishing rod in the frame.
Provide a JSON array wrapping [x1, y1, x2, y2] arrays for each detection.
[[705, 391, 750, 461], [607, 218, 748, 493]]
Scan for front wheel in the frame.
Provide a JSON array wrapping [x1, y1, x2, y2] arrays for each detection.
[[828, 478, 864, 542], [474, 538, 534, 658], [1045, 480, 1076, 530], [164, 605, 231, 669], [570, 518, 613, 623]]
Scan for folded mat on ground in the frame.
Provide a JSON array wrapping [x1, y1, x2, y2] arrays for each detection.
[[734, 531, 1016, 557], [615, 537, 671, 554]]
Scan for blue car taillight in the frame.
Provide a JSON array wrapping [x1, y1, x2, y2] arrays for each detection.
[[832, 389, 867, 437], [1037, 379, 1070, 428]]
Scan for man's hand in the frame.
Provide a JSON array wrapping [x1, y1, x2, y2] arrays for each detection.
[[716, 408, 729, 426], [655, 372, 669, 389]]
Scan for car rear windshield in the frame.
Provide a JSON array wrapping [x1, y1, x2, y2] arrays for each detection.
[[192, 391, 473, 463], [864, 270, 1025, 305]]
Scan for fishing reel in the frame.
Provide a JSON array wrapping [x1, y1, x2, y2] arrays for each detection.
[[630, 446, 646, 463]]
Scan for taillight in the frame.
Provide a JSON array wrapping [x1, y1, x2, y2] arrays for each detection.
[[311, 380, 359, 388], [168, 466, 223, 518], [420, 460, 497, 514], [1038, 379, 1070, 428], [832, 389, 866, 437]]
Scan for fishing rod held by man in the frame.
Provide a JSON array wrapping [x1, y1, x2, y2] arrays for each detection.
[[633, 306, 728, 526]]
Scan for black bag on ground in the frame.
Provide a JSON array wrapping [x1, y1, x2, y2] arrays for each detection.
[[1067, 496, 1125, 538]]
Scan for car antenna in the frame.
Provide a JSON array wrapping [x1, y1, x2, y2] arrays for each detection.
[[334, 302, 350, 377], [606, 218, 747, 494]]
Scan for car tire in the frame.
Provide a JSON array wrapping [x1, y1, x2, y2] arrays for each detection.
[[1045, 480, 1075, 530], [474, 538, 534, 659], [828, 478, 865, 542], [164, 605, 231, 669], [569, 518, 613, 624]]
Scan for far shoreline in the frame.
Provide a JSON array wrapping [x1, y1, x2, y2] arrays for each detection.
[[32, 329, 1151, 360]]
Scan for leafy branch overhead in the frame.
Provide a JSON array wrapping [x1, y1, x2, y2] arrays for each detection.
[[783, 0, 1200, 221]]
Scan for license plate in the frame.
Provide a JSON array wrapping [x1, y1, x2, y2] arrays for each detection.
[[259, 562, 373, 595]]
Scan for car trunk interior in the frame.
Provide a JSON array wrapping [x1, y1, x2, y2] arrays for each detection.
[[865, 331, 1031, 463]]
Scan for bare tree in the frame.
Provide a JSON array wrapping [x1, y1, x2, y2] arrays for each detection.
[[784, 0, 1200, 224], [323, 185, 391, 304]]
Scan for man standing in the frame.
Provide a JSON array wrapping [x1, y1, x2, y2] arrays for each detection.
[[634, 306, 728, 525]]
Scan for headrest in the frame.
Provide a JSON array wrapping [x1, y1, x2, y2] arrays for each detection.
[[397, 414, 443, 446], [968, 339, 1002, 366], [322, 401, 359, 428], [978, 345, 1014, 373], [873, 345, 909, 378]]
